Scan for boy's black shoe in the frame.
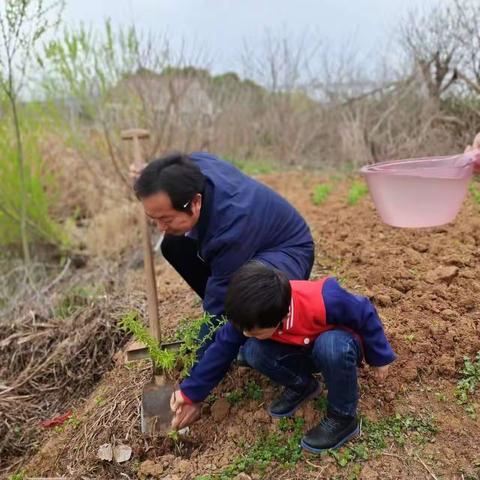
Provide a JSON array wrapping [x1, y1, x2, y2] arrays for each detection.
[[301, 412, 360, 453], [267, 379, 321, 417]]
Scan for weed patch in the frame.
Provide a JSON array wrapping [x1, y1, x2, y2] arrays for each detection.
[[197, 417, 305, 479], [329, 413, 438, 468], [455, 352, 480, 418]]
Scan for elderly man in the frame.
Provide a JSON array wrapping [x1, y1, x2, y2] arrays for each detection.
[[133, 151, 314, 357]]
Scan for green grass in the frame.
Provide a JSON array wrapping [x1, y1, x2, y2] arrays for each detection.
[[312, 184, 333, 205], [455, 351, 480, 418], [198, 412, 437, 478], [0, 103, 67, 248], [225, 381, 263, 405], [245, 380, 263, 401], [196, 417, 305, 479], [347, 180, 368, 205], [328, 413, 438, 468], [226, 390, 243, 405]]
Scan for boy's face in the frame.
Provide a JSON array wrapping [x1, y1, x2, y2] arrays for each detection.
[[243, 316, 287, 340]]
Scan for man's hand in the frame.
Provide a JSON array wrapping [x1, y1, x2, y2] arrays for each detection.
[[170, 390, 201, 430], [129, 162, 147, 181], [371, 365, 390, 382], [465, 132, 480, 173]]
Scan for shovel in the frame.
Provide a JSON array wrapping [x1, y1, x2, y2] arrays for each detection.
[[121, 128, 181, 435]]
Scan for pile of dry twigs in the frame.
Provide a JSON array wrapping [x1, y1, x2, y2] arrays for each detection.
[[0, 284, 136, 474]]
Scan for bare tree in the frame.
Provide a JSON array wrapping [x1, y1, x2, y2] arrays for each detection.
[[453, 0, 480, 96], [0, 0, 63, 268], [400, 3, 461, 102]]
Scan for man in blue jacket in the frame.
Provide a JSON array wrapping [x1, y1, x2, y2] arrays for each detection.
[[133, 152, 314, 408]]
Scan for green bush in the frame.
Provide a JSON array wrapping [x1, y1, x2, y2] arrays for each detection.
[[0, 105, 66, 248]]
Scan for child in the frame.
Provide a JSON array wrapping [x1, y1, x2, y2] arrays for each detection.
[[171, 261, 396, 452]]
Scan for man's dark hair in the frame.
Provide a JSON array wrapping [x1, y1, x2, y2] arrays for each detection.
[[225, 261, 291, 332], [134, 153, 206, 212]]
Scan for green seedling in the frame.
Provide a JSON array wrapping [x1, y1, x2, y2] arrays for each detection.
[[347, 180, 368, 205], [120, 310, 226, 377], [312, 184, 333, 205], [168, 429, 180, 442]]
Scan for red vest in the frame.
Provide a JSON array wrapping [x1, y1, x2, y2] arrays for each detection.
[[270, 278, 335, 347]]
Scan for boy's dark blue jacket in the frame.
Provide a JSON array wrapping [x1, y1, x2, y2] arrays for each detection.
[[181, 278, 396, 403], [188, 152, 314, 319]]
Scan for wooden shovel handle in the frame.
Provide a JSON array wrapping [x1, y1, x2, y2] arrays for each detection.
[[121, 128, 161, 344]]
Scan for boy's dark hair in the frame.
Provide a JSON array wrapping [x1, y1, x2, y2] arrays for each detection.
[[225, 261, 291, 332], [134, 153, 206, 212]]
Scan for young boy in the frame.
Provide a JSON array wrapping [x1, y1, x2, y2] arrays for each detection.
[[171, 261, 396, 452]]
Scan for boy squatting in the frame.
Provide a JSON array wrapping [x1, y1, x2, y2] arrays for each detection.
[[171, 261, 396, 452]]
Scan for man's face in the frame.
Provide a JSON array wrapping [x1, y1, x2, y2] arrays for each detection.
[[142, 191, 202, 235]]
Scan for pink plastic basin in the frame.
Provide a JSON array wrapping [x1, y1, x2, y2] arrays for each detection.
[[360, 153, 477, 228]]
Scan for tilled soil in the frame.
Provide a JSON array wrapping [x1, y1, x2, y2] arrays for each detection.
[[23, 172, 480, 480]]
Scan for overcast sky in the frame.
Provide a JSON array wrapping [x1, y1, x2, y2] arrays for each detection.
[[62, 0, 440, 75]]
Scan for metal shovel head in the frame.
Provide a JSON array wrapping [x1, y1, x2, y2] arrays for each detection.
[[141, 375, 175, 435]]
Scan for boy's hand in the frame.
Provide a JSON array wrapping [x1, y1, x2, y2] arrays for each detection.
[[170, 390, 201, 430], [371, 365, 390, 382]]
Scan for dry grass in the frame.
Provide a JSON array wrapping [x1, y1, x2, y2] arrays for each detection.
[[0, 278, 142, 475]]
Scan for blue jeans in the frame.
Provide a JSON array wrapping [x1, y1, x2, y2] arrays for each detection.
[[242, 329, 362, 417]]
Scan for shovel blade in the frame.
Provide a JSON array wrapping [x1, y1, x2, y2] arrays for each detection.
[[141, 376, 175, 435]]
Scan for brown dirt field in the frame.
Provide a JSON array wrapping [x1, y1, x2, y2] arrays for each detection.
[[22, 172, 480, 480]]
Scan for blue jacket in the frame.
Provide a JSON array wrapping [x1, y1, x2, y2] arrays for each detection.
[[188, 152, 315, 318], [181, 277, 396, 402]]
